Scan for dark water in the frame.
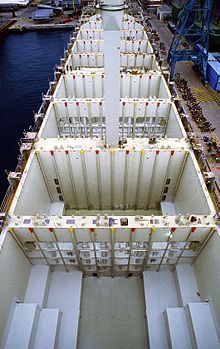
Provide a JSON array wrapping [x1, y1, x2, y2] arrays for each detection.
[[0, 30, 72, 202]]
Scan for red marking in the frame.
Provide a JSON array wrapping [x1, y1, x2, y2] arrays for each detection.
[[28, 228, 33, 233], [76, 102, 79, 106], [123, 101, 126, 106], [73, 75, 75, 79], [99, 102, 102, 106], [64, 102, 68, 107], [49, 228, 54, 233], [131, 228, 136, 233], [157, 102, 160, 107], [90, 228, 94, 232], [156, 150, 160, 155], [171, 227, 176, 232], [171, 150, 175, 156], [95, 150, 99, 155], [50, 150, 54, 156], [146, 102, 149, 106], [65, 150, 69, 155], [216, 167, 220, 170], [126, 150, 130, 155], [191, 227, 196, 233]]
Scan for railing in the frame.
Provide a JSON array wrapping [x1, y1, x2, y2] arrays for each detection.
[[0, 186, 14, 214]]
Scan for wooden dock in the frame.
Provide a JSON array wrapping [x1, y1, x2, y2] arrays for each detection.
[[0, 20, 15, 35], [9, 22, 75, 32]]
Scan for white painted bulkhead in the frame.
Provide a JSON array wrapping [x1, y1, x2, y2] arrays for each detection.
[[9, 140, 212, 216], [53, 71, 170, 99], [77, 28, 147, 41], [64, 51, 159, 70], [0, 231, 32, 346], [73, 39, 153, 54], [39, 99, 183, 139]]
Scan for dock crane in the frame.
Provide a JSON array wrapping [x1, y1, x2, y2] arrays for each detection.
[[167, 0, 211, 83]]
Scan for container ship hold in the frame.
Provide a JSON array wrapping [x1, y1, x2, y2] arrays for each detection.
[[0, 1, 220, 348]]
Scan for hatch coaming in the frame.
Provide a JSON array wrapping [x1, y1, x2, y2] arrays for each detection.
[[9, 142, 215, 215], [52, 71, 170, 99], [39, 98, 184, 139], [8, 214, 216, 276]]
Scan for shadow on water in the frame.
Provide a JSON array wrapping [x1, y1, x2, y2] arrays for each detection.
[[0, 29, 72, 202]]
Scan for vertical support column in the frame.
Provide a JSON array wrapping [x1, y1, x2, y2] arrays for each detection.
[[126, 228, 135, 276], [110, 228, 115, 278], [35, 151, 53, 202], [192, 227, 216, 265], [50, 150, 66, 202], [146, 150, 160, 209], [28, 228, 52, 270], [173, 227, 194, 269], [90, 228, 100, 277], [49, 228, 68, 272], [134, 150, 145, 209], [157, 228, 175, 272], [100, 1, 125, 146], [123, 150, 129, 210], [65, 150, 79, 209], [95, 150, 103, 210], [110, 149, 115, 210], [8, 228, 33, 265], [80, 149, 91, 210], [141, 227, 155, 273], [69, 228, 85, 275]]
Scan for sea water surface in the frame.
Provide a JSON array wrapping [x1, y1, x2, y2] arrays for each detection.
[[0, 29, 72, 202]]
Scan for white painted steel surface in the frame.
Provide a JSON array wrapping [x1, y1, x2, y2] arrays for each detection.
[[34, 309, 62, 349], [77, 277, 148, 349], [143, 271, 179, 349], [174, 265, 200, 306], [53, 72, 170, 99], [0, 8, 220, 345], [46, 271, 82, 349], [164, 308, 192, 349], [40, 99, 182, 139], [4, 303, 40, 349], [185, 303, 220, 349], [73, 39, 153, 53], [65, 52, 159, 69], [25, 265, 50, 308]]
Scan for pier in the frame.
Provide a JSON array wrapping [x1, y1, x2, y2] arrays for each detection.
[[9, 22, 75, 32], [0, 20, 15, 34]]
